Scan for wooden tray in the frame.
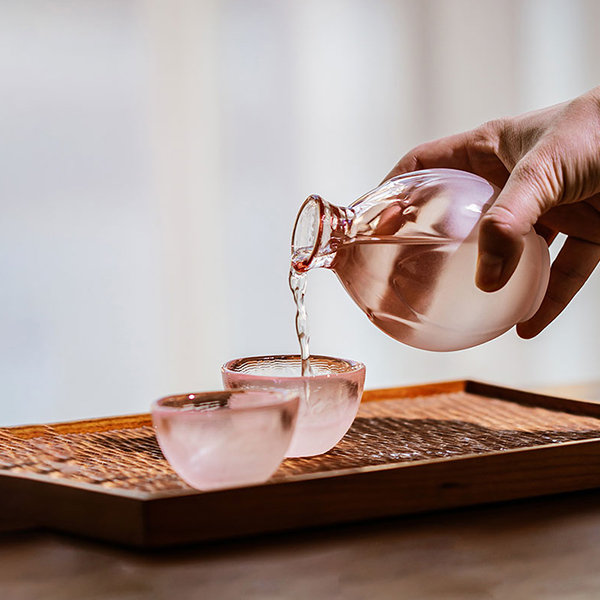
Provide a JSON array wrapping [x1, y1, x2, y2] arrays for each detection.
[[1, 380, 600, 548]]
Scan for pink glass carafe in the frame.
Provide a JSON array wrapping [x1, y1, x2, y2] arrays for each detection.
[[291, 168, 550, 351]]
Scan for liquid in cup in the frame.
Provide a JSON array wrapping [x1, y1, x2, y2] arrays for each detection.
[[222, 355, 365, 457], [152, 390, 299, 491]]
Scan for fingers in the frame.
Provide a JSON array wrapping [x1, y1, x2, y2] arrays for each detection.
[[383, 128, 509, 187], [537, 197, 600, 244], [533, 222, 559, 246], [373, 205, 404, 235], [476, 158, 558, 291], [382, 132, 476, 182], [516, 236, 600, 338]]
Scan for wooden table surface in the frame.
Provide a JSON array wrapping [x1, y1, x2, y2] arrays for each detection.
[[2, 381, 600, 600]]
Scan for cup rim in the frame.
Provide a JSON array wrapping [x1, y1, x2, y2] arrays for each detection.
[[221, 354, 366, 381], [151, 389, 299, 414]]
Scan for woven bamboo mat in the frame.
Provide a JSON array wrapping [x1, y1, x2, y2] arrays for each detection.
[[1, 391, 599, 494]]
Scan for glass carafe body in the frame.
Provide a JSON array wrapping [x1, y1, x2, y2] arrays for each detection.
[[291, 168, 550, 351]]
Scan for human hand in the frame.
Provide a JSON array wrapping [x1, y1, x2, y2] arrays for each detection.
[[384, 87, 600, 338]]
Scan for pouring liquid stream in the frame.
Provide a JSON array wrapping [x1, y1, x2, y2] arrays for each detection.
[[289, 266, 312, 377]]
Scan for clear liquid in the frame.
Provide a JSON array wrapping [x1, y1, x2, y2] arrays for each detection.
[[289, 265, 312, 376], [332, 232, 547, 351]]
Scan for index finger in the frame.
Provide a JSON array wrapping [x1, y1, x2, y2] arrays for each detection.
[[383, 132, 476, 182], [383, 129, 509, 188]]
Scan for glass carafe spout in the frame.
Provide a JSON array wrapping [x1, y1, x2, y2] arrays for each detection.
[[291, 195, 355, 272]]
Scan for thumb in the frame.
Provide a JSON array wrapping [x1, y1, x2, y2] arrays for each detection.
[[476, 159, 554, 292]]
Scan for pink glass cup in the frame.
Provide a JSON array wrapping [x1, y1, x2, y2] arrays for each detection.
[[221, 355, 366, 457], [152, 390, 299, 491]]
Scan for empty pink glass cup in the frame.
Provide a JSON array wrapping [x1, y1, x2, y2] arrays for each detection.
[[222, 355, 366, 457], [152, 390, 299, 491]]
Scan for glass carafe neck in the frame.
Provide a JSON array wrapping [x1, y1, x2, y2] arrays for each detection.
[[291, 195, 355, 272]]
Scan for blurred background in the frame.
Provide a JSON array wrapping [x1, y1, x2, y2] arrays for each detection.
[[1, 0, 599, 425]]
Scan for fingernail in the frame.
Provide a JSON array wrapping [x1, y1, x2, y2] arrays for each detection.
[[476, 253, 504, 290]]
